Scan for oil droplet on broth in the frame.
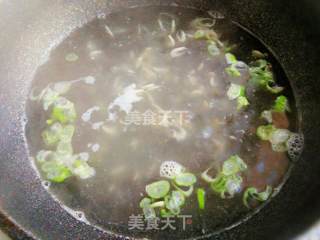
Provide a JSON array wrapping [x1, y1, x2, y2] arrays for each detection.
[[26, 6, 299, 239]]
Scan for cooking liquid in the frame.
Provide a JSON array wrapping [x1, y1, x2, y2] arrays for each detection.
[[26, 6, 297, 239]]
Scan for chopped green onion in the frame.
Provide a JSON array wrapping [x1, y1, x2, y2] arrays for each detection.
[[224, 43, 237, 53], [42, 123, 75, 146], [173, 184, 194, 197], [227, 84, 243, 100], [193, 29, 221, 57], [56, 141, 73, 156], [140, 198, 156, 220], [143, 206, 156, 220], [254, 59, 267, 68], [210, 174, 243, 199], [249, 60, 284, 94], [194, 30, 206, 39], [50, 97, 77, 124], [165, 191, 185, 216], [174, 173, 197, 187], [225, 53, 238, 65], [210, 174, 227, 196], [191, 17, 216, 29], [165, 202, 181, 216], [194, 29, 218, 41], [222, 155, 247, 176], [140, 197, 152, 208], [201, 168, 215, 183], [42, 88, 60, 111], [60, 125, 75, 142], [141, 163, 196, 218], [270, 129, 291, 145], [204, 155, 247, 199], [251, 50, 266, 59], [273, 95, 290, 113], [42, 123, 63, 146], [237, 96, 249, 110], [269, 129, 291, 152], [256, 124, 276, 141], [71, 160, 95, 179], [261, 110, 273, 123], [225, 66, 241, 77], [197, 188, 206, 210], [171, 190, 185, 206], [207, 41, 220, 56], [160, 209, 174, 218], [41, 160, 72, 183], [36, 150, 53, 163], [146, 180, 170, 199], [150, 201, 165, 208], [243, 186, 273, 208], [167, 190, 185, 206], [266, 84, 284, 94], [206, 31, 219, 42], [225, 175, 243, 198], [257, 125, 293, 152], [227, 84, 249, 109], [36, 81, 95, 184]]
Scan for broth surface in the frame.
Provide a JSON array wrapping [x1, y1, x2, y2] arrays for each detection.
[[26, 6, 298, 239]]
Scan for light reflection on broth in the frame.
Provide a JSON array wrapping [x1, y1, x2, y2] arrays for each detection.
[[26, 6, 299, 239]]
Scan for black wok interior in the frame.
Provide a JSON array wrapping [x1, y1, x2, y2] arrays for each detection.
[[0, 0, 320, 239]]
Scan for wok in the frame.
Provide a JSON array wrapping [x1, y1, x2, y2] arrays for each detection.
[[0, 0, 320, 239]]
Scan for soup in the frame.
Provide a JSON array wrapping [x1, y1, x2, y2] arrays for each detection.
[[26, 6, 303, 239]]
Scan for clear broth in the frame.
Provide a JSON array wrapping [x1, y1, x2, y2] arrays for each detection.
[[26, 6, 297, 239]]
